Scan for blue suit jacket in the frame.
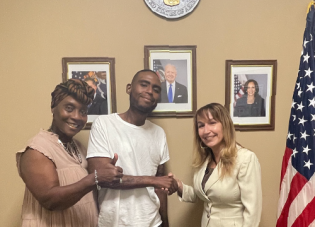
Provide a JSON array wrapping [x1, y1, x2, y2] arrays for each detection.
[[88, 93, 108, 115], [159, 81, 188, 103]]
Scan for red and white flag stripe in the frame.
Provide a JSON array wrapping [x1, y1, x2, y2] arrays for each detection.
[[277, 147, 315, 227]]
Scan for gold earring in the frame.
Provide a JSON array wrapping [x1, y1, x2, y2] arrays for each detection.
[[200, 141, 207, 149]]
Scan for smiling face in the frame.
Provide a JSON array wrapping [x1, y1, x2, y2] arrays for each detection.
[[51, 96, 88, 142], [197, 111, 224, 153], [246, 81, 256, 97], [127, 71, 161, 114], [164, 64, 177, 84]]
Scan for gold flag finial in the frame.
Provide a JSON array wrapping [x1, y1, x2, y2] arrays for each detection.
[[307, 0, 315, 14], [164, 0, 180, 6]]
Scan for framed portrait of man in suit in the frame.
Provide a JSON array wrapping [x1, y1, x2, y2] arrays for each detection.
[[62, 57, 117, 129], [144, 45, 197, 117], [225, 60, 277, 131]]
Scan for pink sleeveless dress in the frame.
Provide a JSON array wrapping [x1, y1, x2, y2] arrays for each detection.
[[16, 129, 98, 227]]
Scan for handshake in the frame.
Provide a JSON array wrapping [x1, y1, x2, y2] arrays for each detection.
[[91, 153, 183, 196], [155, 172, 182, 196]]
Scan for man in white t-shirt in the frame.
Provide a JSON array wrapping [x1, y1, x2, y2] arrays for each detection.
[[87, 69, 177, 227]]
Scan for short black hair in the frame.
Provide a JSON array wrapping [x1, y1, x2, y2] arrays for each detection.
[[131, 69, 159, 84], [244, 79, 259, 95]]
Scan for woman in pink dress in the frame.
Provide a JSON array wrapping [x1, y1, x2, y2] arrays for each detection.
[[16, 79, 123, 227]]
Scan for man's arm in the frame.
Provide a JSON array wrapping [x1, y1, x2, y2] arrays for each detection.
[[88, 157, 176, 190], [155, 164, 169, 227]]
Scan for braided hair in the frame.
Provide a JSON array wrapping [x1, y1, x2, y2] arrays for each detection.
[[51, 79, 95, 108]]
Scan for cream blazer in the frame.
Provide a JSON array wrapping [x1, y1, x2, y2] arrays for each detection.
[[180, 146, 262, 227]]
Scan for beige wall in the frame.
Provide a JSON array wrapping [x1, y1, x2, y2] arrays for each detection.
[[0, 0, 310, 226]]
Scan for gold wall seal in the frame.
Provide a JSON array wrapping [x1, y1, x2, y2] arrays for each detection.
[[164, 0, 180, 6], [145, 0, 200, 19]]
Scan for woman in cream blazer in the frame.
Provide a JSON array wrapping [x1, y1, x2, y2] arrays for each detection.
[[176, 103, 262, 227]]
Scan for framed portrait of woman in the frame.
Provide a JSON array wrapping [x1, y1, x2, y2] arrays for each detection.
[[225, 60, 277, 131], [62, 57, 117, 129]]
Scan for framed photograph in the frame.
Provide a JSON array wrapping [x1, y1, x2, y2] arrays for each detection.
[[225, 60, 277, 131], [62, 57, 116, 129], [144, 45, 197, 117]]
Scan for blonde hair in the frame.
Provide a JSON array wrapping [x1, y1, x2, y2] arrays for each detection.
[[192, 103, 237, 178]]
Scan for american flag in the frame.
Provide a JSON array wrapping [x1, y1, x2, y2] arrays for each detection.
[[277, 5, 315, 227], [153, 59, 165, 82], [72, 71, 91, 80], [153, 60, 163, 72], [234, 74, 247, 106]]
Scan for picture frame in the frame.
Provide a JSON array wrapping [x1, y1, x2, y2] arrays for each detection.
[[225, 60, 277, 131], [62, 57, 116, 129], [144, 45, 197, 117]]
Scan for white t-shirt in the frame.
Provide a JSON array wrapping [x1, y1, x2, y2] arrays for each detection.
[[87, 113, 170, 227]]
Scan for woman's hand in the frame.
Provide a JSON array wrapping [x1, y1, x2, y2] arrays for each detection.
[[173, 175, 183, 198]]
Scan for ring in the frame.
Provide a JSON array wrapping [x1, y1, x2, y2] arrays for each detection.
[[119, 178, 123, 184]]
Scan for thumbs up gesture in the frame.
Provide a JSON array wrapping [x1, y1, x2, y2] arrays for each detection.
[[95, 153, 123, 187], [111, 153, 119, 165]]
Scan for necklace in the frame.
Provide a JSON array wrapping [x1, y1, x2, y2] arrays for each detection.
[[48, 127, 82, 163], [58, 139, 82, 163]]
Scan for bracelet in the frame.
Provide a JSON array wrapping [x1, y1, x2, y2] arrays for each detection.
[[94, 170, 101, 191]]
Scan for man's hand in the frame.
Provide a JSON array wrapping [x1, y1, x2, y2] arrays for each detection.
[[155, 172, 178, 195], [88, 153, 123, 187], [167, 172, 178, 195], [169, 172, 183, 197]]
